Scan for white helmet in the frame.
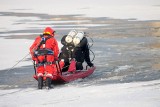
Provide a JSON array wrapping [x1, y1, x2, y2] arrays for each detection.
[[65, 30, 77, 43], [73, 31, 84, 46]]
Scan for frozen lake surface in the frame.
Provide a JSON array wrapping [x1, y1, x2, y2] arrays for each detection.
[[0, 0, 160, 106]]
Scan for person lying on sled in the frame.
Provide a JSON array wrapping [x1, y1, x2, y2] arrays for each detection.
[[29, 27, 59, 89], [59, 30, 94, 72]]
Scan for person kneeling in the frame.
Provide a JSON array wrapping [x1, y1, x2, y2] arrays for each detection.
[[59, 30, 94, 72]]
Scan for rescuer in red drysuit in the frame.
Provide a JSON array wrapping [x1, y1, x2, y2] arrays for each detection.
[[30, 27, 59, 89]]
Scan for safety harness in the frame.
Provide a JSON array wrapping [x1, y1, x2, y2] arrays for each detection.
[[34, 34, 54, 67]]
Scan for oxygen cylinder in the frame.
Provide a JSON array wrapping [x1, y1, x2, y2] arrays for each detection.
[[65, 30, 77, 43], [73, 31, 84, 46]]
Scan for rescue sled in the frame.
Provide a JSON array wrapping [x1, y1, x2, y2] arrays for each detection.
[[33, 66, 96, 83]]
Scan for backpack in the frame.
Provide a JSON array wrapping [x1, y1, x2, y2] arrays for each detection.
[[34, 35, 54, 56]]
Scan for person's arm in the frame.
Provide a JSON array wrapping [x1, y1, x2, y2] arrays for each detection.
[[29, 37, 40, 60], [61, 35, 67, 45], [83, 39, 93, 67]]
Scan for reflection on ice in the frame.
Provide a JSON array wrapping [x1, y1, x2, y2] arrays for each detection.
[[114, 65, 133, 72]]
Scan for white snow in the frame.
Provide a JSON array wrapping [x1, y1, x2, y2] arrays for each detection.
[[0, 0, 160, 107], [1, 0, 160, 20], [0, 80, 159, 107], [0, 16, 40, 32], [0, 38, 33, 70], [0, 38, 62, 71]]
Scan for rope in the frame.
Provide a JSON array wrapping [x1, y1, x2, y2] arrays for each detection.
[[6, 53, 30, 73]]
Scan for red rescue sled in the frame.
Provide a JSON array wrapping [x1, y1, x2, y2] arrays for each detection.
[[33, 67, 96, 83]]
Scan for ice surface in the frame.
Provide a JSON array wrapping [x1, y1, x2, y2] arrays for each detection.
[[0, 38, 62, 70], [0, 0, 160, 107], [0, 80, 159, 107], [0, 0, 160, 20], [0, 38, 32, 70]]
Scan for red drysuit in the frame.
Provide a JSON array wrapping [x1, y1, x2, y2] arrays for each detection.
[[29, 27, 59, 79]]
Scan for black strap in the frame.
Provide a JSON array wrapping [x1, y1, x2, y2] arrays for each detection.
[[34, 49, 54, 56], [37, 34, 52, 50], [34, 34, 52, 63]]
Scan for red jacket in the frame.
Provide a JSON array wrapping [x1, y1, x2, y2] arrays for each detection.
[[30, 35, 59, 60]]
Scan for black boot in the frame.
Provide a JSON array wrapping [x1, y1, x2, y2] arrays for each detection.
[[38, 76, 43, 89], [46, 77, 53, 89]]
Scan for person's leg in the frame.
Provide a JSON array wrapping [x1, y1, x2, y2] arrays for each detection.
[[36, 56, 45, 89], [37, 76, 43, 89], [45, 55, 55, 88], [76, 62, 83, 70]]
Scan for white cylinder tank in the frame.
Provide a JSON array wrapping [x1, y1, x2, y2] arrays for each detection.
[[65, 30, 77, 43], [73, 31, 84, 46]]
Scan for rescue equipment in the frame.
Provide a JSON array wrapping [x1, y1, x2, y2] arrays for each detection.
[[73, 31, 84, 46], [34, 35, 53, 56], [34, 49, 54, 56], [43, 27, 55, 36], [33, 62, 96, 83], [65, 30, 77, 43]]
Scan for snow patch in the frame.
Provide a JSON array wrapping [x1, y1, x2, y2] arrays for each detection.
[[0, 80, 159, 107]]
